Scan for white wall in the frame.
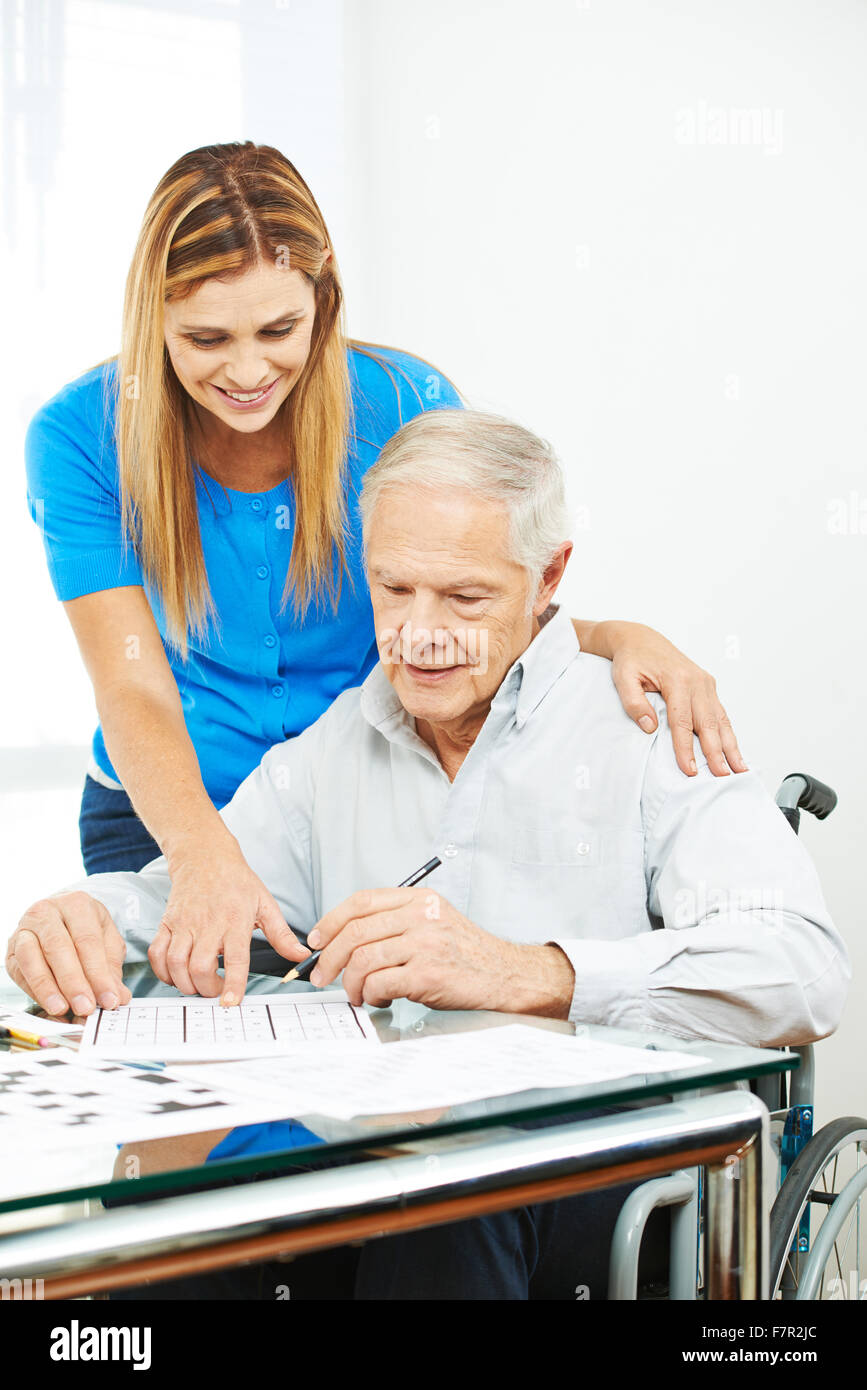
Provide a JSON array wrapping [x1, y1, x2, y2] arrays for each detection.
[[0, 0, 346, 899], [341, 0, 867, 1127]]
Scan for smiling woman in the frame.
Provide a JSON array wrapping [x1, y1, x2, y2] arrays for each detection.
[[108, 144, 358, 651], [13, 139, 745, 1023], [164, 264, 318, 486]]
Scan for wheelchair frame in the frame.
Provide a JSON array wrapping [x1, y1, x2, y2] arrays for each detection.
[[607, 772, 867, 1301]]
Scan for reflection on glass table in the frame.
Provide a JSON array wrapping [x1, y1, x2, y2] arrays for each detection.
[[0, 959, 794, 1213]]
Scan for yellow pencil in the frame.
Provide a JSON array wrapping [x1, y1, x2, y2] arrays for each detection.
[[1, 1026, 48, 1046]]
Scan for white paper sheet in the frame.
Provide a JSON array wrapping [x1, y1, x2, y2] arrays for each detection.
[[0, 1025, 713, 1187], [0, 1008, 83, 1037], [79, 990, 379, 1060], [166, 1025, 711, 1120], [0, 1049, 299, 1154]]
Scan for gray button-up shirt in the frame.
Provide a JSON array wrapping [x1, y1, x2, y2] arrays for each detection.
[[70, 605, 850, 1047]]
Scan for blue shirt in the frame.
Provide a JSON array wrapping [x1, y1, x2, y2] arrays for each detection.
[[25, 345, 463, 808]]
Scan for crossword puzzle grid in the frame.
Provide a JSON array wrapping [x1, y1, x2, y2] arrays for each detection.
[[94, 1000, 363, 1048], [0, 1054, 245, 1136]]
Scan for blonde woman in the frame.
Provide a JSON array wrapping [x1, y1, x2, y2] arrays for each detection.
[[12, 141, 745, 1019]]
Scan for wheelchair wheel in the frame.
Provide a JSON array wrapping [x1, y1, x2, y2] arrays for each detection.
[[769, 1116, 867, 1299]]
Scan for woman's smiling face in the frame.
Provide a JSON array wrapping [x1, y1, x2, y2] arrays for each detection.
[[163, 260, 318, 437]]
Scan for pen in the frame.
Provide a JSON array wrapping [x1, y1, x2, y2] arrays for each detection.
[[280, 855, 443, 984]]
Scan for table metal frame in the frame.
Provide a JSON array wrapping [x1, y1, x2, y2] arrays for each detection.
[[0, 1090, 769, 1300]]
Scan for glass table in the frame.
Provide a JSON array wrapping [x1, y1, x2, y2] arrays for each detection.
[[0, 961, 795, 1300]]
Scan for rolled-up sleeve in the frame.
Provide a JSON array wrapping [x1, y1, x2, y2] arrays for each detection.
[[551, 716, 851, 1047]]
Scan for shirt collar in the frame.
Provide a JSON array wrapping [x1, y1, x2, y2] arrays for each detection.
[[509, 603, 581, 728], [359, 603, 581, 741]]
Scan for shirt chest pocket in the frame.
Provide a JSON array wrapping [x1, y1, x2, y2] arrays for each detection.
[[510, 822, 604, 868], [500, 820, 646, 944]]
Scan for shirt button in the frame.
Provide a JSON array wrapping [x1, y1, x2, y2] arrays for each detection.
[[271, 684, 284, 698], [251, 498, 263, 512], [576, 842, 591, 856], [443, 843, 458, 859], [264, 635, 276, 648], [256, 565, 269, 579]]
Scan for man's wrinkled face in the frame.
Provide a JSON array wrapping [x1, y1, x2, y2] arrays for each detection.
[[366, 483, 542, 729]]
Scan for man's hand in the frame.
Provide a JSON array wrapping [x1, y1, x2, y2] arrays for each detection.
[[308, 887, 575, 1018], [5, 892, 133, 1017], [148, 840, 310, 1005]]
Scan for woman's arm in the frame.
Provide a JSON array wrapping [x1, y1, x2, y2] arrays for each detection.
[[65, 587, 228, 863], [573, 618, 747, 778], [59, 586, 307, 1002]]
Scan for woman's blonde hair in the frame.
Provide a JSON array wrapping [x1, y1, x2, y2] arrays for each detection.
[[91, 140, 413, 660]]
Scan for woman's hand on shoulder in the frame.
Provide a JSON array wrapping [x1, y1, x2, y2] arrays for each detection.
[[581, 619, 748, 778]]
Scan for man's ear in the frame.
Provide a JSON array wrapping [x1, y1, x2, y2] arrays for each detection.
[[532, 541, 573, 616]]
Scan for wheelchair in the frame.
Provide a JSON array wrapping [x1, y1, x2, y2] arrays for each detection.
[[608, 772, 867, 1301]]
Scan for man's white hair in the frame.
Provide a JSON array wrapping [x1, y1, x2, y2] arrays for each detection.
[[359, 408, 570, 607]]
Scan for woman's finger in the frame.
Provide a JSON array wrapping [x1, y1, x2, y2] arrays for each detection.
[[188, 946, 226, 999], [718, 709, 748, 773], [161, 922, 197, 996], [186, 915, 233, 998], [659, 688, 700, 776], [258, 895, 310, 966], [147, 922, 174, 985], [610, 667, 660, 734], [218, 928, 252, 1008], [691, 704, 729, 777]]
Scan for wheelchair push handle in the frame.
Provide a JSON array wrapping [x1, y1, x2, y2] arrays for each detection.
[[775, 772, 838, 835]]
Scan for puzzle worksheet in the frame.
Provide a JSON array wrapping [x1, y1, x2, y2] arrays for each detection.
[[79, 990, 379, 1060], [0, 1007, 82, 1038], [168, 1025, 713, 1121], [0, 1050, 299, 1148]]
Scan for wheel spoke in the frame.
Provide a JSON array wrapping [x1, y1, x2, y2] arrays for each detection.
[[771, 1122, 867, 1300], [857, 1154, 863, 1295]]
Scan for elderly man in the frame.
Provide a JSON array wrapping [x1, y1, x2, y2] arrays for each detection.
[[7, 409, 850, 1299]]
